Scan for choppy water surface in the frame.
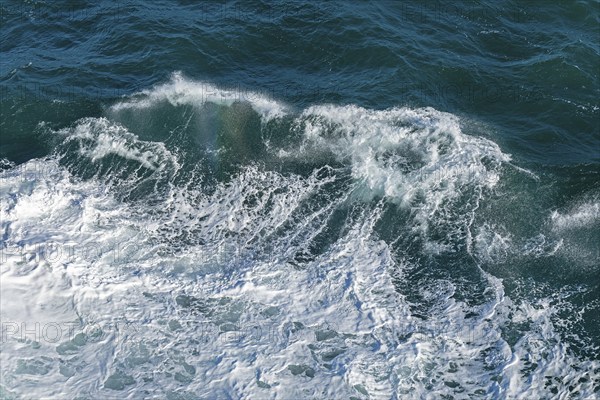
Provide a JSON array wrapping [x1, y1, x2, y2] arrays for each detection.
[[1, 1, 599, 399]]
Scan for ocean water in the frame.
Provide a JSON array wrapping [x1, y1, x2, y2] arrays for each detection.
[[0, 1, 599, 399]]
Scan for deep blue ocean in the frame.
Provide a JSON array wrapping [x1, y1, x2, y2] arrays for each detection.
[[1, 1, 599, 399]]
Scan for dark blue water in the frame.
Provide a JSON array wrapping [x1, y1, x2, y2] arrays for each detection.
[[1, 1, 599, 398]]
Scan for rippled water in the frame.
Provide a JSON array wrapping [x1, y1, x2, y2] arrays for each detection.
[[1, 1, 599, 399]]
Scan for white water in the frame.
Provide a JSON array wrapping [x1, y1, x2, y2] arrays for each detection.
[[1, 78, 598, 399], [112, 71, 288, 122]]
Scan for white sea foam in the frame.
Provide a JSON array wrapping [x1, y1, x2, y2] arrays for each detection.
[[57, 117, 180, 172], [1, 88, 598, 399], [295, 104, 509, 204], [111, 71, 288, 122], [551, 201, 600, 231], [282, 104, 511, 252], [474, 224, 513, 263]]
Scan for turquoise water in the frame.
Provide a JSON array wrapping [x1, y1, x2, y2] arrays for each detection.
[[1, 1, 599, 398]]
